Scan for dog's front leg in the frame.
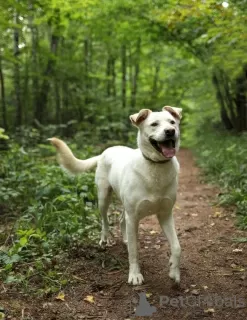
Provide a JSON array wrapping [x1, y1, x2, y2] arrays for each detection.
[[126, 215, 144, 285], [158, 213, 181, 284]]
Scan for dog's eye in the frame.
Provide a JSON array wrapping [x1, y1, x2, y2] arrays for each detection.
[[170, 120, 176, 125], [151, 122, 159, 127]]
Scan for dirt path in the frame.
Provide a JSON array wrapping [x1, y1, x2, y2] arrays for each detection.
[[1, 149, 247, 319]]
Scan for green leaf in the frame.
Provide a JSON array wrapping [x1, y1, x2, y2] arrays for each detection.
[[19, 237, 28, 247]]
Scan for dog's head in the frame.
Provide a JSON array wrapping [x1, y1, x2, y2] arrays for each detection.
[[130, 106, 182, 161]]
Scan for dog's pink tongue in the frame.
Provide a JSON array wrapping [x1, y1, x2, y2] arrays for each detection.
[[159, 144, 175, 158]]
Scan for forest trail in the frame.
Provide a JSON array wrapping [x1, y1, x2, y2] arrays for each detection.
[[1, 149, 247, 319]]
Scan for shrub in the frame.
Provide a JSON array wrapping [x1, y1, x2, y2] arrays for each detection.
[[192, 127, 247, 230], [0, 137, 100, 294]]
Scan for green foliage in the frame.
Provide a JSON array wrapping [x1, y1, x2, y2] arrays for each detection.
[[0, 135, 100, 295], [1, 0, 230, 131], [0, 128, 9, 140], [192, 125, 247, 229]]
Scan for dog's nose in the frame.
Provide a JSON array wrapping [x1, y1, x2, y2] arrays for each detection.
[[165, 129, 175, 137]]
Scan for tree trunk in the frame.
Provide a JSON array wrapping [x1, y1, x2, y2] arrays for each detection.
[[0, 57, 7, 130], [128, 47, 133, 101], [106, 55, 111, 97], [235, 68, 247, 131], [106, 55, 116, 97], [212, 72, 233, 130], [89, 38, 93, 91], [111, 58, 116, 97], [14, 9, 22, 127], [30, 6, 39, 123], [131, 38, 141, 109], [55, 78, 61, 124], [220, 104, 234, 130], [62, 80, 69, 122], [22, 58, 29, 124], [121, 44, 127, 108], [34, 33, 59, 124], [216, 69, 237, 129], [84, 38, 90, 108], [152, 63, 160, 101]]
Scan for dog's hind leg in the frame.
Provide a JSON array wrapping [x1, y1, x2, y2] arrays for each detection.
[[95, 161, 114, 246], [157, 213, 181, 284], [120, 210, 127, 244], [98, 184, 112, 246]]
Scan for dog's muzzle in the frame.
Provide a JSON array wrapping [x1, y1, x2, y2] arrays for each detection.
[[149, 137, 176, 158]]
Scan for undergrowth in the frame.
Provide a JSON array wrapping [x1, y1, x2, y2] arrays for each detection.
[[191, 126, 247, 230], [0, 131, 102, 295]]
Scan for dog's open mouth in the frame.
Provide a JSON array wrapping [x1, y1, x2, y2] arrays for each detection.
[[150, 138, 176, 158]]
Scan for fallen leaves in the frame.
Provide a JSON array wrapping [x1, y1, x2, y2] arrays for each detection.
[[232, 248, 243, 253], [230, 263, 245, 272], [56, 292, 65, 301], [191, 289, 200, 296], [84, 295, 95, 304], [204, 308, 215, 314], [213, 211, 222, 218], [149, 230, 158, 235]]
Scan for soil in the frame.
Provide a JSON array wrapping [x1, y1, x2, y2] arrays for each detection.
[[1, 149, 247, 320]]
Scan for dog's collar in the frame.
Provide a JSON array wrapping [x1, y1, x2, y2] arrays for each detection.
[[142, 152, 171, 164]]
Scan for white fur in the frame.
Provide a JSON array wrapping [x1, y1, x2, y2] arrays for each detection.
[[49, 106, 182, 286]]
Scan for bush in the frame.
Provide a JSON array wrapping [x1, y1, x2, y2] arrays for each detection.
[[192, 126, 247, 229], [0, 137, 100, 294]]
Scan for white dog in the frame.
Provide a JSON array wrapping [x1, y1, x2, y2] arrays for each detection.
[[49, 106, 182, 286]]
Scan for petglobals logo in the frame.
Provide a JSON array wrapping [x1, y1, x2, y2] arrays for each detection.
[[135, 293, 157, 317], [159, 294, 246, 309], [131, 292, 246, 317]]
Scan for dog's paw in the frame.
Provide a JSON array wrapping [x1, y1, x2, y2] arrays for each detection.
[[99, 232, 115, 247], [99, 229, 116, 247], [128, 272, 144, 285], [99, 238, 115, 247], [169, 267, 180, 284]]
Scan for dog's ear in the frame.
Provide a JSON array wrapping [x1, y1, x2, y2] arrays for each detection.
[[162, 106, 182, 120], [129, 109, 152, 127]]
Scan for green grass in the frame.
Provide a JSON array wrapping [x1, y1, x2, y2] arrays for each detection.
[[0, 139, 101, 295], [191, 127, 247, 230]]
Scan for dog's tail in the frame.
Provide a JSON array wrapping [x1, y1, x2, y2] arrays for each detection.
[[48, 137, 100, 174]]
